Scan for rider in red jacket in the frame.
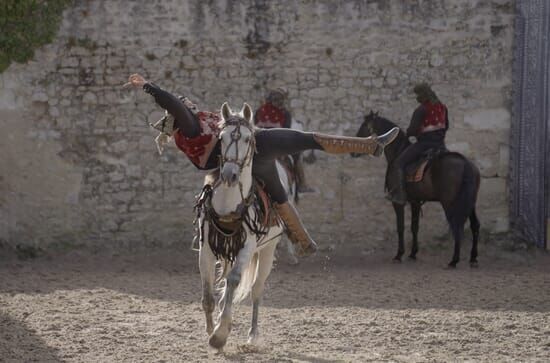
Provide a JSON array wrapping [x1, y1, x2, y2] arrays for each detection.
[[387, 83, 449, 205]]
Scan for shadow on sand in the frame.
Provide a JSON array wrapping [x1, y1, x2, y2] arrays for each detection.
[[0, 311, 62, 362]]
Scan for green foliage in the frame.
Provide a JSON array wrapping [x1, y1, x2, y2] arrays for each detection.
[[0, 0, 71, 73]]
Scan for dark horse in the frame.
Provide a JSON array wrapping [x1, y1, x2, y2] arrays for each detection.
[[353, 111, 481, 267]]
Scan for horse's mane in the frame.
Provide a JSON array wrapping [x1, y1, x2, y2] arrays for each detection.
[[368, 113, 409, 157], [372, 115, 401, 134]]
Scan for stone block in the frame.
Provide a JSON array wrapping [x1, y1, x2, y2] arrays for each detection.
[[429, 53, 444, 67], [339, 78, 354, 88], [32, 92, 49, 103], [477, 156, 497, 177], [0, 89, 17, 110], [479, 177, 507, 207], [463, 108, 511, 130], [110, 140, 129, 154], [48, 106, 60, 117], [492, 215, 510, 233], [83, 92, 98, 104], [308, 87, 331, 99], [61, 57, 79, 68]]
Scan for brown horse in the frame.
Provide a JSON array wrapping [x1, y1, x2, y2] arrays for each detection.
[[353, 112, 481, 268]]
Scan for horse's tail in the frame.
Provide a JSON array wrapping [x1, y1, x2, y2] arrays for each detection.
[[447, 159, 478, 231], [232, 252, 259, 304]]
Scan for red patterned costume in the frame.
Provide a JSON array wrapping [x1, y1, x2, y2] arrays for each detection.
[[419, 101, 447, 134], [173, 111, 221, 169], [254, 102, 291, 129]]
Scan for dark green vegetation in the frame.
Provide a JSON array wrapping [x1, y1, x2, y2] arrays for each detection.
[[0, 0, 71, 73]]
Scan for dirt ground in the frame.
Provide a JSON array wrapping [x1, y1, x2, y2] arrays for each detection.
[[1, 244, 549, 362]]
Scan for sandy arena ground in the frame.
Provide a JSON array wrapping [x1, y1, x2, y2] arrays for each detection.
[[1, 245, 549, 362]]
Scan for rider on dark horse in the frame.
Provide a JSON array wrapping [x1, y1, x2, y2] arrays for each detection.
[[125, 74, 399, 257], [254, 88, 313, 193], [387, 83, 449, 205]]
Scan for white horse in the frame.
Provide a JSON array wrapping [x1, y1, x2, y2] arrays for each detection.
[[197, 102, 290, 350]]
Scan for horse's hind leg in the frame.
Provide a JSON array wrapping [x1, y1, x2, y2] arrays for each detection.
[[409, 202, 421, 260], [248, 242, 277, 345], [445, 209, 464, 268], [199, 232, 216, 335], [469, 209, 480, 267]]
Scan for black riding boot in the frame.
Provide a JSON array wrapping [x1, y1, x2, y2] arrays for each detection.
[[386, 168, 407, 205]]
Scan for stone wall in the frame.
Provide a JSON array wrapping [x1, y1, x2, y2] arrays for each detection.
[[0, 0, 514, 252]]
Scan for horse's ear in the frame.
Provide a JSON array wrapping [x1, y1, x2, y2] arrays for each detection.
[[221, 102, 232, 120], [368, 110, 374, 116], [241, 103, 253, 123], [374, 111, 379, 116]]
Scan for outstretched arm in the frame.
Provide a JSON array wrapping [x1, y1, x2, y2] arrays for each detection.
[[125, 74, 200, 138]]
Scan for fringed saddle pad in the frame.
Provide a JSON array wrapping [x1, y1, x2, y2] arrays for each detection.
[[193, 181, 276, 263], [255, 186, 280, 228]]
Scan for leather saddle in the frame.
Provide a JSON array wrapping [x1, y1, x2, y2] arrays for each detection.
[[276, 155, 296, 187], [202, 170, 279, 228], [405, 147, 448, 183]]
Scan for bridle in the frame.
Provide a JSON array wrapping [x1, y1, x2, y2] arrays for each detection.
[[214, 116, 257, 222], [219, 116, 256, 170]]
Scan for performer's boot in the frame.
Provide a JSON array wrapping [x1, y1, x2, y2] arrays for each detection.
[[313, 127, 399, 156], [295, 158, 314, 193], [274, 201, 318, 257], [386, 168, 407, 205]]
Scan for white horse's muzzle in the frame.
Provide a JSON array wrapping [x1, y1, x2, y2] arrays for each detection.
[[220, 162, 240, 187]]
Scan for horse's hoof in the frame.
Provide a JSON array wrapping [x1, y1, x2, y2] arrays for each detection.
[[470, 261, 479, 268], [209, 333, 227, 350], [247, 333, 260, 346], [446, 262, 457, 269], [392, 256, 402, 263], [408, 255, 417, 261]]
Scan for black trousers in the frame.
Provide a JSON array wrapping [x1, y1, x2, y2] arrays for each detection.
[[206, 129, 321, 202], [253, 129, 321, 203], [208, 129, 320, 202], [387, 140, 444, 191]]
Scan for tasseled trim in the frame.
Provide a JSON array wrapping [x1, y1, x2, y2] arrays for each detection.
[[193, 184, 270, 263]]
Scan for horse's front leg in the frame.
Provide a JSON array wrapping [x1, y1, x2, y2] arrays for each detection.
[[409, 202, 421, 260], [199, 224, 216, 335], [209, 238, 257, 350], [392, 203, 405, 262], [248, 241, 277, 345]]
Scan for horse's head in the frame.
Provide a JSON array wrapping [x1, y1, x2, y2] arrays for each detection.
[[352, 110, 405, 160], [351, 110, 380, 158], [218, 102, 255, 187]]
